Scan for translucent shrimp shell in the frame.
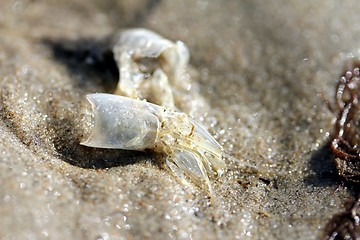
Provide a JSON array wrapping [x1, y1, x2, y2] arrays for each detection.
[[81, 93, 160, 150], [81, 93, 224, 192]]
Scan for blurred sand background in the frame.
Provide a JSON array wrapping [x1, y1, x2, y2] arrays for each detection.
[[1, 0, 359, 239]]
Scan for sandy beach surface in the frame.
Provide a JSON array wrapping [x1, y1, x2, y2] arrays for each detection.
[[1, 1, 359, 239]]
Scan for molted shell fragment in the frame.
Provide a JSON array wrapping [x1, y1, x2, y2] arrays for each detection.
[[112, 28, 190, 108], [81, 93, 224, 193]]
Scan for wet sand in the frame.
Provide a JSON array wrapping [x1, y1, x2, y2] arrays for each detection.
[[0, 1, 358, 239]]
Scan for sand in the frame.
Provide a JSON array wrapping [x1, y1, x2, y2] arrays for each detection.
[[1, 1, 359, 239]]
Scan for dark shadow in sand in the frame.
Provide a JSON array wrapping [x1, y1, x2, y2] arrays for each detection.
[[305, 142, 358, 202], [304, 142, 343, 188], [42, 37, 119, 93]]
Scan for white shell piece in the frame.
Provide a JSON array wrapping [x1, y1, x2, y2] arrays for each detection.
[[81, 93, 224, 192], [113, 28, 190, 108], [81, 93, 160, 150]]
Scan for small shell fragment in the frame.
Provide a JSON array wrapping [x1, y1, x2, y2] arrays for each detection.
[[112, 28, 190, 108]]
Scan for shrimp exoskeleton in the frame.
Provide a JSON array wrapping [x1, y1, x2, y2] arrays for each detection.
[[112, 28, 190, 108], [80, 93, 225, 193]]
